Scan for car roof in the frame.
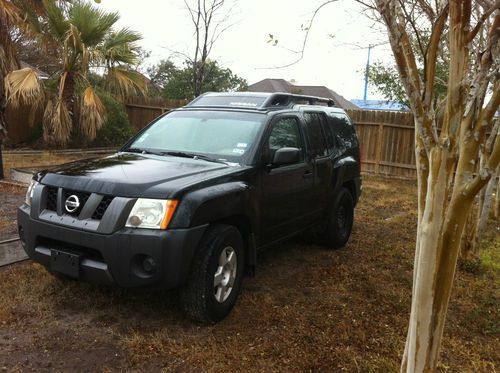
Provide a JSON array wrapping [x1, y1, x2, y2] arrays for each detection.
[[185, 91, 338, 113]]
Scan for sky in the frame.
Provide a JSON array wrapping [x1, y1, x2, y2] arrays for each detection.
[[98, 0, 395, 101]]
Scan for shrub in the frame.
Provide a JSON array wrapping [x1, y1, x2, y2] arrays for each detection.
[[90, 92, 134, 147]]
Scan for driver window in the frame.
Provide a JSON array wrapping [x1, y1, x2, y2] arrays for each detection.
[[268, 117, 304, 163]]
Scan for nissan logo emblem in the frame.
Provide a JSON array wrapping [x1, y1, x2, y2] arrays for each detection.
[[64, 195, 80, 213]]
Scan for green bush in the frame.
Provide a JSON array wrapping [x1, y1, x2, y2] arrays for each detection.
[[90, 92, 134, 147]]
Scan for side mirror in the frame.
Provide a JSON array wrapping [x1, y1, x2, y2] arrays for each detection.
[[272, 147, 300, 166]]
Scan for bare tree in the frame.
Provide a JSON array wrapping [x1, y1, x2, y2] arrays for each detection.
[[360, 0, 500, 371], [183, 0, 237, 97]]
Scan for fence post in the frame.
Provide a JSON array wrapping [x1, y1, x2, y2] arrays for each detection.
[[375, 122, 384, 175]]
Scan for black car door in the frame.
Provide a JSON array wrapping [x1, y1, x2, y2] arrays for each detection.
[[260, 115, 315, 243]]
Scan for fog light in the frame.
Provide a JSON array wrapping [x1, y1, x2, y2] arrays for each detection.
[[142, 256, 157, 274]]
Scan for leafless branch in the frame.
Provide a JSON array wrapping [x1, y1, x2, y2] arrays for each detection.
[[257, 0, 339, 70], [467, 0, 500, 42], [423, 4, 449, 109]]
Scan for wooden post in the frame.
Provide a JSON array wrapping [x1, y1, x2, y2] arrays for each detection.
[[375, 122, 384, 175]]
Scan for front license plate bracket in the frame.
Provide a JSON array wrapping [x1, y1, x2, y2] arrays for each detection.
[[50, 249, 81, 278]]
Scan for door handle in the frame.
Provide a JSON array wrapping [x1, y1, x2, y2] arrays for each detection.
[[303, 170, 313, 179]]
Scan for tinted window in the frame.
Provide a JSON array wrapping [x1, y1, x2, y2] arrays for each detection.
[[331, 113, 356, 148], [128, 110, 265, 161], [321, 118, 337, 154], [268, 117, 304, 162], [304, 112, 328, 157]]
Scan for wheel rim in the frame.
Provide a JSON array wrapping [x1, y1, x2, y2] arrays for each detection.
[[213, 246, 237, 303]]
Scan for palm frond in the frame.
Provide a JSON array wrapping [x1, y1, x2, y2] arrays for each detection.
[[43, 97, 72, 146], [105, 67, 147, 99], [69, 2, 118, 47], [0, 0, 21, 26], [101, 28, 142, 66], [4, 68, 44, 108], [80, 86, 105, 140], [44, 0, 70, 41]]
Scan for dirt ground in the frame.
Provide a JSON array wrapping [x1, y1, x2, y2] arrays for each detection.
[[0, 177, 498, 372], [0, 183, 25, 239]]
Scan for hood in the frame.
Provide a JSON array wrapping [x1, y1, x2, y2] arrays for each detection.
[[38, 153, 242, 199]]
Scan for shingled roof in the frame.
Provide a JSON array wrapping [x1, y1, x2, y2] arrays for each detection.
[[247, 79, 359, 110]]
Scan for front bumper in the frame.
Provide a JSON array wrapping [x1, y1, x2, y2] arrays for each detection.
[[18, 205, 207, 288]]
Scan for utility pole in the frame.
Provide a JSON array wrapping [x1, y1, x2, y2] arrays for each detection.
[[363, 44, 372, 102]]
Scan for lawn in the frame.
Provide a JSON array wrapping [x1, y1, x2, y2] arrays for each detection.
[[0, 177, 498, 372]]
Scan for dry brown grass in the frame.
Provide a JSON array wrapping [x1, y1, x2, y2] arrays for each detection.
[[0, 176, 497, 372], [0, 183, 25, 238]]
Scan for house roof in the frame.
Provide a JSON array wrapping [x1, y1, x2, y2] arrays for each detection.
[[20, 61, 50, 79], [247, 79, 359, 111], [350, 99, 409, 111]]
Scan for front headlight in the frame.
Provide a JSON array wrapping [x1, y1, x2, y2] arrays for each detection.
[[25, 180, 38, 206], [126, 198, 178, 229]]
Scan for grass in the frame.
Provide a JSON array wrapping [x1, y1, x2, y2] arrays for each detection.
[[0, 176, 498, 372]]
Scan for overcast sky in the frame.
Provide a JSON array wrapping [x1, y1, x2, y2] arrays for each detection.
[[98, 0, 395, 101]]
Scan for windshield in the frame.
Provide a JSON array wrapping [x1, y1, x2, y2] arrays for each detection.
[[126, 110, 266, 163]]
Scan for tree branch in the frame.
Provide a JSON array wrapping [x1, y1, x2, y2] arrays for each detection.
[[423, 4, 449, 109], [258, 0, 338, 69], [467, 0, 499, 43], [376, 0, 437, 150], [464, 123, 500, 197]]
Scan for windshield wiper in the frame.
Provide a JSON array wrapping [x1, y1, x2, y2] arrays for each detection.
[[123, 147, 164, 156], [161, 151, 229, 165]]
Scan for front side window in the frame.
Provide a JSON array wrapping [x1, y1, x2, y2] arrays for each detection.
[[127, 110, 266, 162], [268, 117, 304, 163]]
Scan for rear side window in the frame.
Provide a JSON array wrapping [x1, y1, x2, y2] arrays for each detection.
[[321, 118, 337, 154], [330, 113, 357, 148], [304, 112, 328, 157]]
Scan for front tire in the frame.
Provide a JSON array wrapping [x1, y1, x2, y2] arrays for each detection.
[[323, 187, 354, 249], [180, 224, 244, 323]]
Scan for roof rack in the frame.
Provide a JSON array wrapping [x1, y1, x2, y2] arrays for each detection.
[[185, 91, 336, 110], [262, 93, 336, 108]]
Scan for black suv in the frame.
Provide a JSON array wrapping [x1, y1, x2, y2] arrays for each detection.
[[18, 92, 362, 322]]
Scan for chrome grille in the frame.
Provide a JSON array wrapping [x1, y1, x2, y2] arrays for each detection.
[[43, 186, 114, 220]]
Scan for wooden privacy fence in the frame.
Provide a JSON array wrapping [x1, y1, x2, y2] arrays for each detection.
[[125, 97, 188, 131], [346, 109, 416, 179], [5, 102, 44, 144], [124, 101, 418, 179]]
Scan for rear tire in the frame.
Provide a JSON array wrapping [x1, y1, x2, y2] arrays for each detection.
[[323, 187, 354, 249], [180, 224, 244, 323]]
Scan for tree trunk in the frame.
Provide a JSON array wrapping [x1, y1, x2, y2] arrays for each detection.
[[496, 166, 500, 219], [460, 205, 477, 258], [470, 168, 497, 254], [402, 145, 476, 372], [62, 71, 75, 120]]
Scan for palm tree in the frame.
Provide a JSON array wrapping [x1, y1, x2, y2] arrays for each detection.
[[0, 0, 53, 178], [5, 1, 147, 146]]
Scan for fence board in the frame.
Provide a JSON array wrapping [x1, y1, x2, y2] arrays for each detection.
[[125, 97, 188, 131], [347, 109, 416, 179]]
